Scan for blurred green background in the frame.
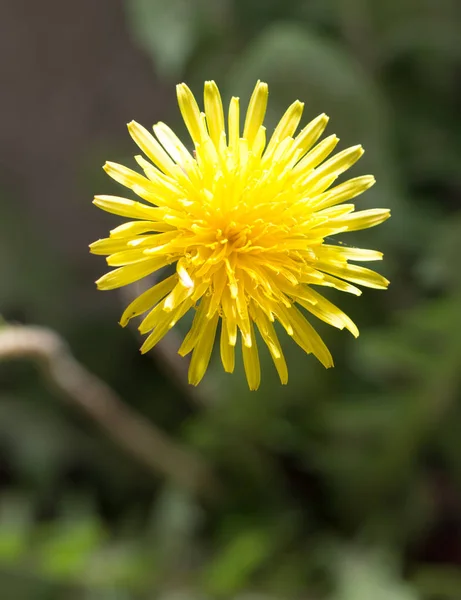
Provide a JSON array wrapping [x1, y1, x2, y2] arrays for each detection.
[[1, 0, 461, 598]]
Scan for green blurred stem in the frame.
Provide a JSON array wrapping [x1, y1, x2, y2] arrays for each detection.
[[0, 325, 218, 500]]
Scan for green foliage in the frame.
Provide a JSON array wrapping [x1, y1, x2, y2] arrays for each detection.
[[202, 527, 274, 595], [125, 0, 200, 78], [332, 546, 419, 600], [2, 0, 461, 598]]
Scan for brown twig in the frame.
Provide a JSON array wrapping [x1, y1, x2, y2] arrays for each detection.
[[0, 325, 218, 500]]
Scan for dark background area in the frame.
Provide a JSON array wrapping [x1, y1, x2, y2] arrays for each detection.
[[1, 0, 461, 598]]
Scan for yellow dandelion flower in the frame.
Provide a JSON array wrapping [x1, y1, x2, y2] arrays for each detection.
[[90, 81, 390, 390]]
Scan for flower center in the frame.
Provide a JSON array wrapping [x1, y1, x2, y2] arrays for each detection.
[[216, 222, 252, 251]]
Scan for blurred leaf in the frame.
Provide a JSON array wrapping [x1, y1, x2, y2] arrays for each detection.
[[417, 214, 461, 290], [0, 396, 81, 484], [148, 484, 203, 578], [333, 546, 419, 600], [0, 494, 32, 564], [202, 528, 274, 596], [378, 12, 461, 67], [125, 0, 199, 78], [412, 565, 461, 599], [35, 517, 105, 579], [83, 542, 150, 588], [152, 485, 202, 547]]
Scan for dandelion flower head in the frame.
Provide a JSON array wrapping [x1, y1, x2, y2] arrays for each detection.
[[90, 81, 390, 390]]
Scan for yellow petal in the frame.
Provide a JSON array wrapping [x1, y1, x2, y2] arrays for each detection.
[[93, 196, 164, 220], [242, 321, 261, 391], [221, 288, 238, 346], [295, 287, 359, 337], [178, 295, 212, 356], [320, 245, 383, 263], [316, 273, 362, 296], [129, 230, 179, 249], [110, 220, 174, 237], [127, 121, 176, 175], [177, 83, 205, 145], [188, 312, 219, 386], [106, 249, 149, 266], [329, 208, 391, 232], [312, 175, 376, 210], [120, 275, 177, 327], [243, 81, 268, 148], [315, 204, 355, 220], [152, 122, 194, 165], [293, 113, 329, 156], [292, 135, 339, 179], [140, 300, 193, 353], [163, 281, 194, 312], [287, 305, 333, 368], [96, 257, 171, 291], [220, 319, 235, 373], [252, 126, 266, 159], [204, 81, 225, 147], [103, 161, 150, 190], [254, 306, 288, 385], [138, 301, 167, 334], [133, 155, 183, 196], [177, 260, 194, 288], [265, 100, 304, 156], [207, 268, 227, 318], [315, 262, 389, 289], [303, 145, 364, 189], [228, 96, 240, 152], [90, 237, 129, 255]]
